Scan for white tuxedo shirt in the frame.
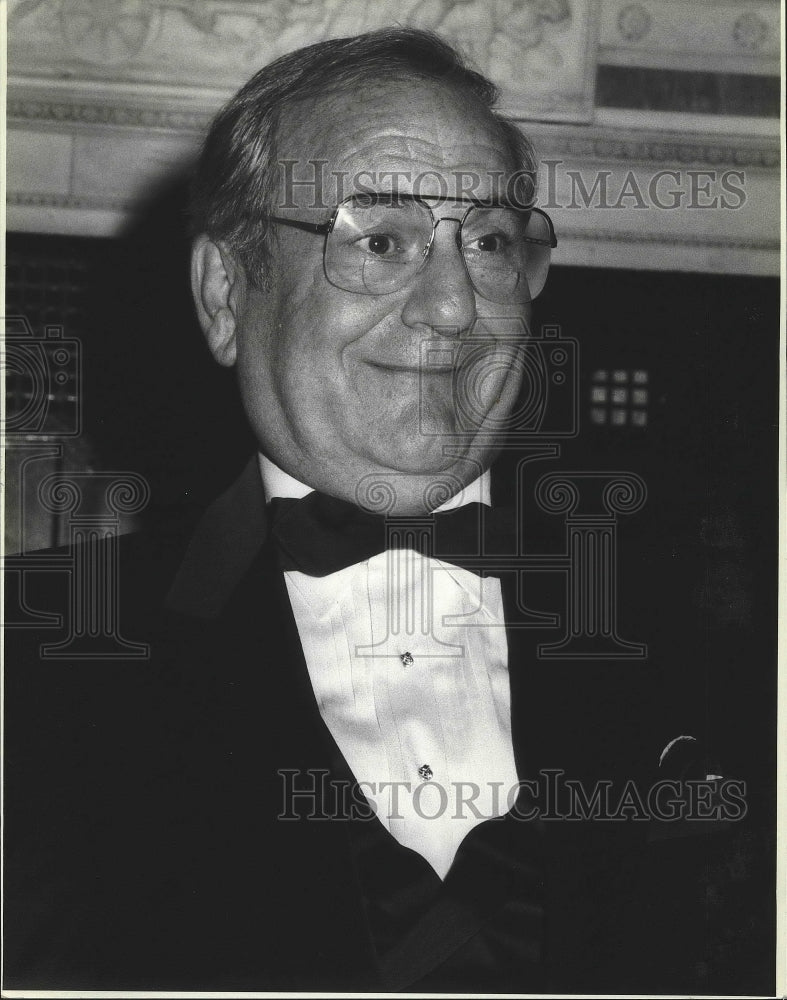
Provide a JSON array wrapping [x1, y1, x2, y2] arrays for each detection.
[[259, 455, 519, 878]]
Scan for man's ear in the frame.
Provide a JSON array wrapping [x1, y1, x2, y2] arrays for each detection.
[[190, 235, 244, 367]]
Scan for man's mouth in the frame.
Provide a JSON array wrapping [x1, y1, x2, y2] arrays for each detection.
[[368, 362, 456, 375]]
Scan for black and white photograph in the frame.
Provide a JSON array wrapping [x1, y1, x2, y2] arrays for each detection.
[[2, 0, 783, 995]]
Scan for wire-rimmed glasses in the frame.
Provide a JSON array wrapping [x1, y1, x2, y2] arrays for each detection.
[[270, 192, 557, 304]]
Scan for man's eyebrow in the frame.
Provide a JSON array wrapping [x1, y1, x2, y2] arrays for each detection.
[[345, 190, 532, 210]]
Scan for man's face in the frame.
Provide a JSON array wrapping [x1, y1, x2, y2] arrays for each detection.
[[228, 80, 531, 511]]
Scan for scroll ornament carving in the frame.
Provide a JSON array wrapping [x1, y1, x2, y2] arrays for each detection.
[[616, 2, 651, 43], [10, 0, 575, 84], [732, 10, 768, 51], [420, 0, 573, 84], [61, 0, 159, 65], [10, 0, 161, 64]]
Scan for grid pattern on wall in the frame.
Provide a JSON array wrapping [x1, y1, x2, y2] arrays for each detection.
[[589, 368, 650, 427]]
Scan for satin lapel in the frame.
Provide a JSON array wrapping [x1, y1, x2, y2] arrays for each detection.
[[378, 804, 545, 992], [375, 567, 545, 991], [165, 457, 268, 619], [162, 460, 379, 989], [162, 461, 557, 989]]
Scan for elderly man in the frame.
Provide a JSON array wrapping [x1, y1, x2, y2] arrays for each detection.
[[187, 25, 555, 878], [5, 28, 722, 996]]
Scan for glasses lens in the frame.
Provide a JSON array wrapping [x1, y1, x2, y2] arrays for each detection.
[[461, 206, 552, 304], [325, 196, 432, 294], [324, 197, 553, 303]]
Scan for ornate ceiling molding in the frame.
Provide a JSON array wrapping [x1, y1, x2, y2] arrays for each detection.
[[563, 227, 777, 252], [7, 95, 214, 133], [599, 0, 780, 70], [7, 192, 134, 210], [6, 0, 780, 274], [8, 0, 598, 120], [526, 123, 778, 169], [7, 93, 779, 170]]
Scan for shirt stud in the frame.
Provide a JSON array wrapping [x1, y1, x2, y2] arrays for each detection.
[[400, 651, 414, 666], [418, 764, 433, 781]]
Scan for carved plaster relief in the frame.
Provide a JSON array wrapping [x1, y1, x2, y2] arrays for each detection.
[[6, 0, 780, 273], [9, 0, 598, 120], [599, 0, 779, 70]]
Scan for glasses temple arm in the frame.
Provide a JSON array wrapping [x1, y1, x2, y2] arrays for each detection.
[[269, 215, 333, 236]]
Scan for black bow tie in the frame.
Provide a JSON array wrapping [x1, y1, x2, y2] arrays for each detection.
[[268, 491, 516, 577]]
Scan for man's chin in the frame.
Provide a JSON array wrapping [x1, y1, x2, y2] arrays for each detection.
[[367, 431, 465, 475], [346, 433, 494, 513]]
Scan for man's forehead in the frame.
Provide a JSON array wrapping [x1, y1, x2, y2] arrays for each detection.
[[275, 81, 515, 206]]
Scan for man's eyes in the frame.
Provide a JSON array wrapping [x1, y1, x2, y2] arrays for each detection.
[[362, 233, 398, 256], [467, 233, 504, 252], [464, 231, 513, 254], [355, 231, 514, 256], [340, 221, 524, 262], [352, 232, 419, 259]]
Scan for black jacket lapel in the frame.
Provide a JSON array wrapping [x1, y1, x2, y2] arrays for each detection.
[[161, 461, 379, 989]]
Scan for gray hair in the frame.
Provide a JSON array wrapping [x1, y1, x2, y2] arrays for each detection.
[[189, 28, 537, 282]]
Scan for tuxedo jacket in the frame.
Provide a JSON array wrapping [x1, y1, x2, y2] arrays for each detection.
[[4, 458, 753, 994]]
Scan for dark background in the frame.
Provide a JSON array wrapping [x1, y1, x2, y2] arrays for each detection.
[[5, 176, 779, 990], [7, 195, 778, 770]]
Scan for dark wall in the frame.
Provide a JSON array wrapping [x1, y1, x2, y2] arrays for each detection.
[[7, 223, 779, 756], [6, 228, 778, 518], [6, 189, 255, 512], [5, 221, 779, 991]]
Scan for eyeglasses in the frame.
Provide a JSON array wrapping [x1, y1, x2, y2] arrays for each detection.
[[269, 192, 557, 304]]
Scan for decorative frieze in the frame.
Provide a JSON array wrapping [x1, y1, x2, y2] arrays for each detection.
[[5, 0, 780, 274], [599, 0, 779, 70], [9, 0, 598, 120]]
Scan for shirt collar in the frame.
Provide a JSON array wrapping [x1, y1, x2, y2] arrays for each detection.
[[257, 453, 491, 511], [258, 453, 314, 501]]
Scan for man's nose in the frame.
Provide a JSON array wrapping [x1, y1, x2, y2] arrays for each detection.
[[400, 222, 477, 336]]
